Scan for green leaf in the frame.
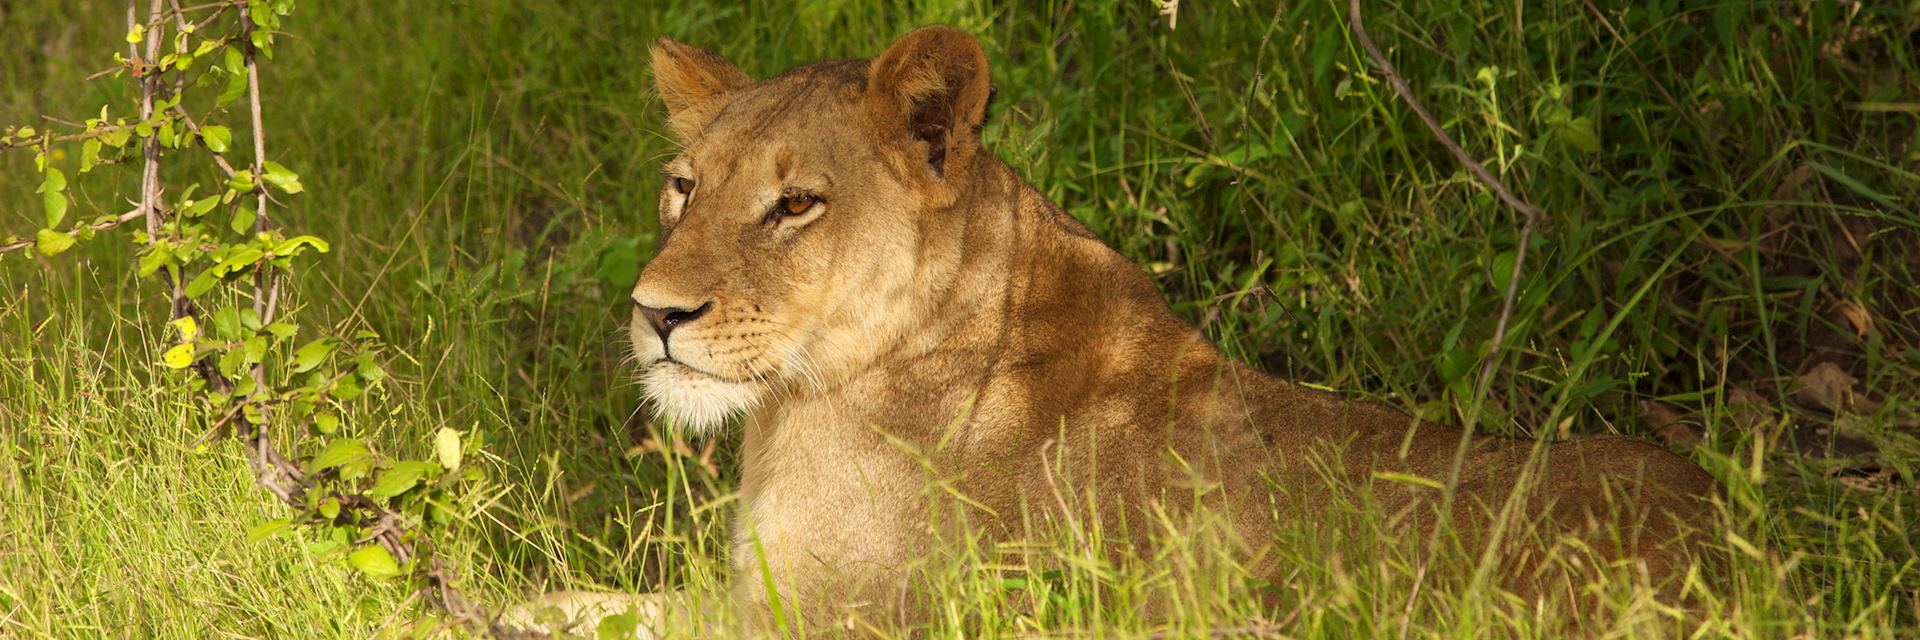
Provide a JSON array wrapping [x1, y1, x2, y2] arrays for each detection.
[[162, 343, 195, 369], [1556, 116, 1603, 154], [251, 29, 273, 58], [595, 239, 642, 290], [241, 335, 267, 365], [218, 345, 246, 377], [596, 611, 642, 640], [314, 412, 340, 435], [346, 545, 404, 580], [185, 268, 222, 298], [39, 168, 68, 227], [317, 498, 341, 519], [100, 127, 131, 148], [436, 427, 463, 471], [35, 229, 75, 256], [200, 125, 232, 153], [138, 245, 173, 277], [274, 235, 330, 256], [260, 160, 304, 194], [291, 338, 335, 373], [355, 353, 386, 384], [126, 23, 144, 44], [230, 205, 257, 235], [183, 196, 220, 218], [1437, 347, 1477, 384], [246, 518, 293, 543], [42, 191, 67, 227], [218, 67, 248, 107], [212, 247, 264, 276], [368, 461, 440, 499], [264, 322, 298, 340], [310, 437, 371, 472], [80, 139, 101, 173], [1489, 250, 1518, 295], [228, 170, 257, 193]]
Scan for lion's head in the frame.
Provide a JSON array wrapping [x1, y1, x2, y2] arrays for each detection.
[[628, 27, 995, 432]]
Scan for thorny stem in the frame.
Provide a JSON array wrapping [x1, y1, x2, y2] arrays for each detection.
[[102, 2, 521, 636]]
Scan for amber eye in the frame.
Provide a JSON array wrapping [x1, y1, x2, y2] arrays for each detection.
[[670, 176, 695, 195], [779, 194, 819, 217]]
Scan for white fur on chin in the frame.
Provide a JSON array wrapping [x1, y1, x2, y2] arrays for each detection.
[[640, 362, 761, 434]]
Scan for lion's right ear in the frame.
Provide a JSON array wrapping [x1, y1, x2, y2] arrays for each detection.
[[650, 37, 753, 141]]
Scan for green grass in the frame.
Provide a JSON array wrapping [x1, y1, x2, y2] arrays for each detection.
[[3, 0, 1918, 637]]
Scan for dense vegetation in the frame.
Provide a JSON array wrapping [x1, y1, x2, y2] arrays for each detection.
[[3, 1, 1915, 636]]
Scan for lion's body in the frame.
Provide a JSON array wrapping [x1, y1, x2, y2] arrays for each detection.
[[516, 26, 1719, 634]]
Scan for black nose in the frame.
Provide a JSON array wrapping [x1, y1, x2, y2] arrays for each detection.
[[637, 301, 712, 339]]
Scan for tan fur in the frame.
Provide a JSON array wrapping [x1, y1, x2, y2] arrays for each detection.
[[577, 26, 1719, 632]]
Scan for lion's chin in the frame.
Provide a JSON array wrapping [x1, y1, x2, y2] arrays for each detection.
[[640, 361, 761, 434]]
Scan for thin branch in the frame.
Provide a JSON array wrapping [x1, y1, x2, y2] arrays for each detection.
[[1349, 1, 1544, 228], [1344, 2, 1546, 638], [135, 0, 165, 237], [0, 124, 131, 153], [0, 209, 147, 255]]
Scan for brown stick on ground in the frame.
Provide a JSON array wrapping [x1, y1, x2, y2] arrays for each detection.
[[1342, 2, 1549, 637]]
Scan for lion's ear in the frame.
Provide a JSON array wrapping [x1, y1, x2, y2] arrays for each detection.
[[866, 26, 992, 191], [650, 37, 753, 141]]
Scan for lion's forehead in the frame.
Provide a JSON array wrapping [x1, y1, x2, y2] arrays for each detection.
[[696, 69, 869, 150]]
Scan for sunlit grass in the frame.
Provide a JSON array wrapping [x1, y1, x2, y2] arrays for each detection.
[[3, 0, 1916, 637]]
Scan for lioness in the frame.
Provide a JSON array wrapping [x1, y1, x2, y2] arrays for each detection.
[[517, 25, 1718, 635]]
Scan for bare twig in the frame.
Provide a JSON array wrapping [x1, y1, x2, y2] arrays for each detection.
[[0, 124, 134, 153], [0, 208, 146, 255], [135, 0, 165, 237], [1344, 2, 1547, 637], [1348, 1, 1544, 228]]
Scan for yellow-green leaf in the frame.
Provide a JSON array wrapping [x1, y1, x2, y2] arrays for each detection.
[[310, 438, 371, 472], [200, 125, 232, 153], [368, 461, 439, 499], [245, 518, 292, 543], [260, 160, 304, 194], [435, 427, 463, 471], [35, 229, 76, 256], [170, 316, 200, 340], [291, 338, 335, 373], [162, 343, 196, 369], [346, 545, 403, 579], [38, 168, 68, 227]]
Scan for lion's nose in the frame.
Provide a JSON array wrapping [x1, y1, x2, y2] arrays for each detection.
[[636, 300, 713, 339]]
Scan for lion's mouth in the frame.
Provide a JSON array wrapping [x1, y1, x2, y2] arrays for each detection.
[[650, 357, 753, 385]]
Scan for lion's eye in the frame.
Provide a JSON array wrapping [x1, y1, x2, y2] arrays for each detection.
[[779, 194, 819, 217], [671, 176, 695, 195]]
